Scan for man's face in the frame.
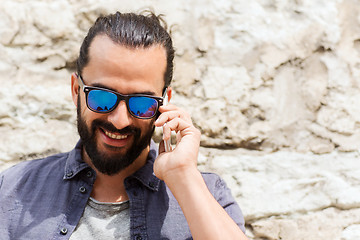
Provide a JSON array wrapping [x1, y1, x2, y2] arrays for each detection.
[[74, 35, 167, 175]]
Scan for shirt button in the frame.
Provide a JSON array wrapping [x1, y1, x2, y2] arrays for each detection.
[[79, 186, 86, 193], [60, 227, 68, 235], [149, 181, 155, 188], [134, 234, 142, 240], [66, 172, 73, 177], [86, 171, 93, 178]]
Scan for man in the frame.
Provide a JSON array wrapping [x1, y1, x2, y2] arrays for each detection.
[[0, 11, 247, 239]]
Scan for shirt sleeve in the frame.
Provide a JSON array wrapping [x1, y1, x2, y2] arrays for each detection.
[[202, 172, 246, 233], [0, 174, 3, 190]]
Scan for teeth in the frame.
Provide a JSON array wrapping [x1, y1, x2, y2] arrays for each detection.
[[104, 130, 128, 140]]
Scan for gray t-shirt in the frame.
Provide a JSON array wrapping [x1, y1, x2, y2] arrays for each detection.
[[70, 197, 130, 240]]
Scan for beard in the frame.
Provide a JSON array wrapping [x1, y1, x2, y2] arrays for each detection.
[[77, 96, 155, 176]]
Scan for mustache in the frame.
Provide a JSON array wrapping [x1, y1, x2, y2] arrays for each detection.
[[91, 119, 139, 135]]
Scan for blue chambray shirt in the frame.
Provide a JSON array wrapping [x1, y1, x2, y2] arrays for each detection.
[[0, 140, 245, 239]]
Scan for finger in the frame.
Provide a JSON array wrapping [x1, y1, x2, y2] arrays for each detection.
[[156, 108, 191, 127], [176, 131, 182, 144], [156, 111, 181, 127], [158, 103, 178, 112], [162, 123, 171, 141], [162, 117, 193, 137], [158, 139, 172, 154]]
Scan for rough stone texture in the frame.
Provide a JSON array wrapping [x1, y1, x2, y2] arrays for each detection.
[[1, 1, 360, 239], [198, 148, 360, 239]]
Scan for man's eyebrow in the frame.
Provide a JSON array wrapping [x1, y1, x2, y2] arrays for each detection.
[[91, 83, 157, 96]]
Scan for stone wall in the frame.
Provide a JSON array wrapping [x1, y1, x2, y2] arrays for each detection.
[[1, 0, 360, 239]]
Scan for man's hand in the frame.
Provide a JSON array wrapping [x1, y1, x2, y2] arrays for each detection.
[[154, 103, 201, 181], [153, 103, 248, 240]]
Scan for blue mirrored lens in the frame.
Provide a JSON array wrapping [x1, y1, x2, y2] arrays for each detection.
[[129, 97, 158, 118], [88, 90, 117, 112]]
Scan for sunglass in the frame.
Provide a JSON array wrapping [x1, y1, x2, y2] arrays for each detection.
[[77, 74, 165, 119]]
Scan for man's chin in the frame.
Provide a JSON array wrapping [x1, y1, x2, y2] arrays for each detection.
[[88, 151, 132, 175]]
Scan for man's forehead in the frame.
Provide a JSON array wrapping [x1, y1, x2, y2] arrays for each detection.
[[89, 34, 166, 56], [83, 34, 167, 94]]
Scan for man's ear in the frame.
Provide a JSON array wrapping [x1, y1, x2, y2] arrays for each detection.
[[71, 73, 79, 107], [166, 87, 172, 102]]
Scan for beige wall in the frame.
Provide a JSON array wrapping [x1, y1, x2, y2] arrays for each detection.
[[1, 1, 360, 239]]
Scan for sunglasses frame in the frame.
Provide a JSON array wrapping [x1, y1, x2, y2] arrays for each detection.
[[77, 74, 165, 119]]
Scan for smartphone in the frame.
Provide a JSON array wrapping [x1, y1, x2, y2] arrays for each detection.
[[163, 91, 171, 152]]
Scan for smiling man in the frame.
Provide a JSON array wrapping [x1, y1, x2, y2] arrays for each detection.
[[0, 11, 247, 240]]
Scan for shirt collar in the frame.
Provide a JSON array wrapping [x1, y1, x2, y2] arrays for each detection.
[[63, 140, 161, 191], [63, 140, 90, 180], [128, 140, 161, 191]]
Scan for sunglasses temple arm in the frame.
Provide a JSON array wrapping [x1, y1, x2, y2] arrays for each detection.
[[162, 87, 168, 98], [161, 87, 171, 152], [76, 73, 86, 90]]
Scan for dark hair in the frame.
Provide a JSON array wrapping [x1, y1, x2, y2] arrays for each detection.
[[76, 11, 175, 88]]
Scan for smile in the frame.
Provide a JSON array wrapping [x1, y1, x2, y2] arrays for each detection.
[[104, 130, 128, 140]]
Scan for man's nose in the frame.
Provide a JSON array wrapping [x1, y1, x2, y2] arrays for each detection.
[[107, 101, 133, 129]]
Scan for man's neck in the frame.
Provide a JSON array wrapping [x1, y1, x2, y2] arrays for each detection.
[[83, 146, 150, 203]]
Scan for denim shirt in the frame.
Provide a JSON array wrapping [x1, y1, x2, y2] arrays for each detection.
[[0, 140, 245, 240]]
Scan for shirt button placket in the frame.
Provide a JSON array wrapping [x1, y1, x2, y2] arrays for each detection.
[[127, 179, 147, 240]]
